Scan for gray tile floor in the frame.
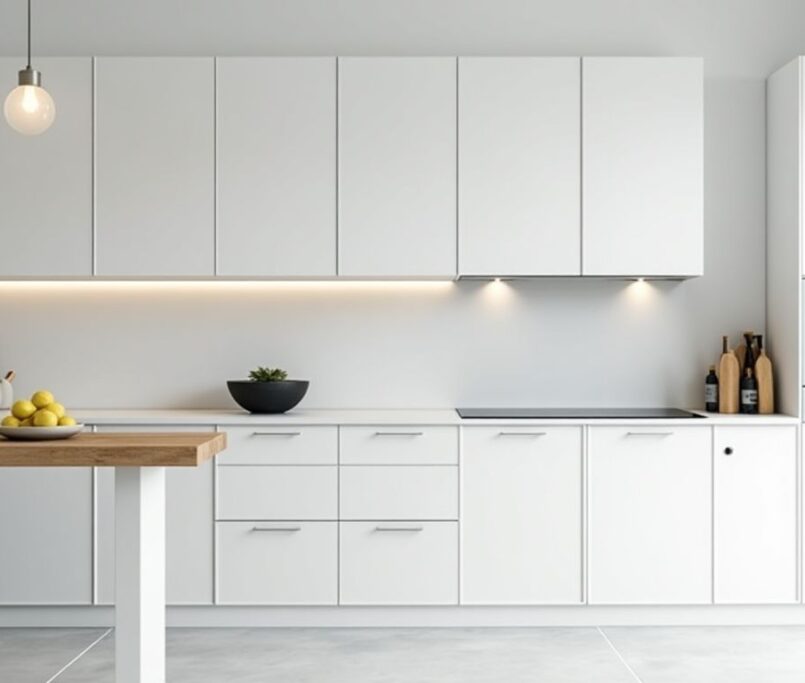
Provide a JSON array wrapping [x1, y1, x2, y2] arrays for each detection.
[[3, 626, 805, 682]]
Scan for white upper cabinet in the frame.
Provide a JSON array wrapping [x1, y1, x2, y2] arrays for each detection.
[[587, 426, 711, 604], [216, 58, 337, 276], [458, 58, 581, 276], [714, 426, 798, 604], [95, 58, 215, 276], [582, 57, 703, 277], [338, 57, 457, 277], [0, 58, 92, 276]]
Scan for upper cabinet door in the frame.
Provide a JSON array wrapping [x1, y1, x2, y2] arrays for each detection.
[[338, 58, 457, 277], [582, 58, 703, 277], [95, 58, 215, 276], [217, 58, 336, 276], [458, 58, 581, 276], [0, 58, 92, 276]]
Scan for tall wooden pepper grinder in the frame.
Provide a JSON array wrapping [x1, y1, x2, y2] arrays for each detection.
[[754, 334, 775, 414], [718, 336, 739, 414]]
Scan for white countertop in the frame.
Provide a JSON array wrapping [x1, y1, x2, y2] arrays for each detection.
[[71, 408, 801, 427]]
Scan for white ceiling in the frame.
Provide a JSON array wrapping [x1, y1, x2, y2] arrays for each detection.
[[0, 0, 803, 78]]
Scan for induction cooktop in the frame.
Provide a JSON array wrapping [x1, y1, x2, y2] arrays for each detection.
[[456, 408, 704, 419]]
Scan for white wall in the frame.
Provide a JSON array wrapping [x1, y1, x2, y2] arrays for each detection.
[[0, 0, 796, 410]]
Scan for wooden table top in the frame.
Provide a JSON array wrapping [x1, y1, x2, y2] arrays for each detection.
[[0, 432, 227, 467]]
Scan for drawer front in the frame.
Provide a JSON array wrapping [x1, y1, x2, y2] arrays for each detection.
[[217, 466, 337, 520], [340, 426, 458, 464], [461, 425, 583, 458], [339, 521, 458, 605], [340, 466, 458, 520], [217, 426, 337, 465], [216, 521, 337, 605]]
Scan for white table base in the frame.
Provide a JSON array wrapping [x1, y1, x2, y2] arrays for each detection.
[[115, 466, 166, 683]]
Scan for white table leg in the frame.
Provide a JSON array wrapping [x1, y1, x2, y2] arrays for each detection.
[[115, 466, 166, 683]]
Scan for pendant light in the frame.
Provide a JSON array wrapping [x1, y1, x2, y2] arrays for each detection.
[[4, 0, 55, 135]]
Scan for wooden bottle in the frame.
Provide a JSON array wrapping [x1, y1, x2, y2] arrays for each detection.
[[718, 335, 740, 414], [754, 334, 774, 414]]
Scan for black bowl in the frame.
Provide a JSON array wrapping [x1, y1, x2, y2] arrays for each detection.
[[227, 380, 309, 414]]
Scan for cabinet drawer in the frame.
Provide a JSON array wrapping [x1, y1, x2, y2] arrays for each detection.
[[339, 521, 458, 605], [340, 426, 458, 464], [217, 466, 337, 520], [340, 466, 457, 520], [216, 521, 337, 605], [216, 426, 337, 465]]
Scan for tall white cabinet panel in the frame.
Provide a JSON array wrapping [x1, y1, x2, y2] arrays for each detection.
[[95, 426, 214, 605], [338, 57, 457, 276], [458, 58, 581, 276], [588, 426, 711, 604], [0, 58, 92, 276], [217, 58, 337, 276], [582, 57, 703, 276], [0, 468, 92, 604], [461, 426, 583, 604], [95, 58, 215, 276], [714, 426, 798, 604]]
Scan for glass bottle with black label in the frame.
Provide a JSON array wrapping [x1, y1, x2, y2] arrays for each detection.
[[740, 367, 758, 414], [705, 365, 719, 412]]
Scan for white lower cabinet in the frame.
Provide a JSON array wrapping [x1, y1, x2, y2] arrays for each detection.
[[216, 522, 337, 605], [95, 426, 215, 605], [340, 521, 458, 605], [461, 426, 583, 604], [714, 426, 798, 604], [587, 426, 712, 604], [0, 468, 93, 604]]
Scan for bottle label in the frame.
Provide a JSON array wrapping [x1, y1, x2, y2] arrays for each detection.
[[741, 389, 758, 405], [705, 385, 718, 402]]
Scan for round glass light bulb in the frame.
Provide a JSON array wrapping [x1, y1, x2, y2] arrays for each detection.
[[4, 84, 55, 135]]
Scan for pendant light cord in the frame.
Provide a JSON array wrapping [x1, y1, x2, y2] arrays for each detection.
[[26, 0, 31, 69]]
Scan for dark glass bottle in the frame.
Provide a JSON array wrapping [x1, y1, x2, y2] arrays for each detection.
[[705, 366, 719, 412], [740, 367, 758, 414], [742, 331, 756, 375]]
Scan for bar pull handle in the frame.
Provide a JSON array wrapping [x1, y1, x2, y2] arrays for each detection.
[[250, 526, 302, 533], [373, 526, 424, 532], [625, 432, 674, 437], [251, 432, 302, 437], [497, 431, 547, 437], [373, 432, 424, 437]]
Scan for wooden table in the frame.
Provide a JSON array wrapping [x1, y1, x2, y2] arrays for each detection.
[[0, 432, 227, 683]]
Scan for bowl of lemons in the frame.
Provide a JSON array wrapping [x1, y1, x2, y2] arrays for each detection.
[[0, 390, 82, 441]]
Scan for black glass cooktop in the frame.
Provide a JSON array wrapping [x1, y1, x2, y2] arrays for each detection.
[[456, 408, 704, 419]]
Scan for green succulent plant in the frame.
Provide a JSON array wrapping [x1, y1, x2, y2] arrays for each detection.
[[248, 367, 289, 382]]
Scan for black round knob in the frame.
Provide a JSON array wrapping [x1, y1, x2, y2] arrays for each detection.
[[724, 447, 733, 455]]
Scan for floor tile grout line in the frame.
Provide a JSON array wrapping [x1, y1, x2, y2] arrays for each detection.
[[45, 627, 113, 683], [597, 626, 644, 683]]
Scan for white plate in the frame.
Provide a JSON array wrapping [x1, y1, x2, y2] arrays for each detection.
[[0, 424, 85, 441]]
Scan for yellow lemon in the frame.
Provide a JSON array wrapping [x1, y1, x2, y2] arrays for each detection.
[[20, 417, 33, 427], [11, 400, 36, 419], [44, 402, 66, 419], [32, 409, 58, 427], [58, 416, 77, 427], [1, 415, 20, 427], [31, 390, 55, 409]]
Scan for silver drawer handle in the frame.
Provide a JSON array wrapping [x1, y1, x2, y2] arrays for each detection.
[[373, 432, 424, 437], [251, 432, 302, 437], [497, 432, 547, 437], [625, 432, 674, 437], [250, 526, 302, 532], [373, 526, 424, 532]]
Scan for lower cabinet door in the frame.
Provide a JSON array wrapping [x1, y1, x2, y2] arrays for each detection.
[[461, 426, 583, 604], [587, 426, 712, 604], [216, 521, 337, 605], [0, 468, 93, 604], [714, 426, 798, 604], [340, 521, 458, 605]]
